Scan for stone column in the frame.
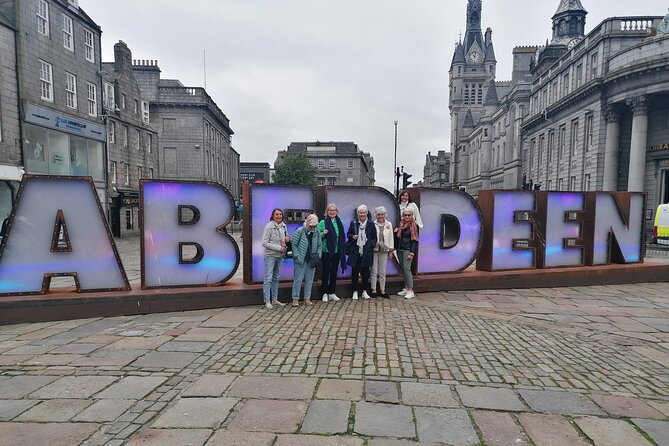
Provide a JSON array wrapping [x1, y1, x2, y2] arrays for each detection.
[[480, 125, 492, 190], [602, 104, 621, 191], [626, 96, 649, 192]]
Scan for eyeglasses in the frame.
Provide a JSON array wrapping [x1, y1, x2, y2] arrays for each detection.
[[308, 225, 317, 229], [403, 214, 412, 217]]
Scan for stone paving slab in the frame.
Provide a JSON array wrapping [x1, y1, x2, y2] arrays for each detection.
[[274, 434, 365, 446], [400, 382, 459, 407], [29, 375, 117, 399], [157, 341, 214, 353], [176, 327, 230, 342], [126, 428, 213, 446], [72, 399, 135, 422], [15, 399, 93, 422], [227, 376, 317, 400], [200, 307, 258, 327], [181, 374, 237, 397], [0, 375, 58, 398], [456, 385, 526, 411], [519, 389, 604, 416], [95, 376, 167, 399], [105, 335, 172, 350], [575, 416, 653, 446], [589, 394, 666, 419], [472, 410, 529, 446], [301, 399, 350, 434], [130, 351, 200, 368], [152, 397, 238, 428], [0, 422, 99, 446], [316, 378, 363, 401], [367, 440, 440, 446], [228, 399, 307, 433], [415, 407, 479, 445], [0, 400, 39, 421], [518, 413, 590, 446], [632, 418, 669, 446], [205, 429, 276, 446], [354, 402, 415, 438], [48, 343, 104, 354], [365, 380, 400, 403]]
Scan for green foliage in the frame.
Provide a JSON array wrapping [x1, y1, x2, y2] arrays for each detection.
[[274, 153, 317, 186]]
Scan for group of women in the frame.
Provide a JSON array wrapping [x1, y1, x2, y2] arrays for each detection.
[[261, 190, 423, 309]]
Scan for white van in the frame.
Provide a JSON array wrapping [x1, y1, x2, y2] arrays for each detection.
[[654, 204, 669, 245]]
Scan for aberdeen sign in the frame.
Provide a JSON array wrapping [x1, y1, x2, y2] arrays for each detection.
[[0, 176, 645, 296]]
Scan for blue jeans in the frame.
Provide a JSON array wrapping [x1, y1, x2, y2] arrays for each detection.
[[263, 255, 283, 303], [292, 261, 316, 301]]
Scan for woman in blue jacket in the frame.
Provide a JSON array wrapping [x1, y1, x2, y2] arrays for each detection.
[[291, 214, 322, 306], [346, 204, 377, 300]]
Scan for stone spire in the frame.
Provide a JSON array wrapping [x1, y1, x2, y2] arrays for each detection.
[[463, 109, 476, 128], [554, 0, 587, 16], [484, 80, 499, 106]]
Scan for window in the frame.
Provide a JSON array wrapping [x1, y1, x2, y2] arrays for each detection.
[[135, 129, 141, 150], [124, 163, 129, 185], [65, 72, 77, 109], [125, 209, 133, 230], [39, 60, 53, 101], [559, 125, 566, 156], [37, 0, 49, 36], [585, 114, 593, 151], [562, 73, 570, 96], [149, 168, 154, 179], [570, 120, 579, 155], [107, 120, 115, 144], [584, 174, 591, 191], [122, 125, 128, 147], [141, 101, 150, 123], [110, 161, 117, 184], [87, 82, 97, 117], [84, 29, 94, 62], [464, 86, 470, 105], [318, 178, 325, 186], [104, 83, 115, 109], [134, 99, 139, 114], [347, 159, 354, 169], [329, 159, 336, 168], [137, 166, 142, 185], [477, 86, 483, 104], [558, 178, 564, 191], [590, 53, 599, 79], [147, 134, 152, 153], [62, 15, 73, 51], [317, 159, 325, 169], [121, 94, 126, 109], [327, 178, 336, 186], [570, 176, 577, 191], [548, 131, 555, 161]]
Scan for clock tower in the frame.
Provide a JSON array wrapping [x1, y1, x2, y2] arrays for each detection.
[[449, 0, 497, 184], [551, 0, 587, 46]]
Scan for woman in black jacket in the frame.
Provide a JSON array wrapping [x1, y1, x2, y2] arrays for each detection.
[[346, 204, 377, 300]]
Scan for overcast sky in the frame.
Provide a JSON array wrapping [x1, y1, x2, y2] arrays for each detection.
[[83, 0, 665, 191]]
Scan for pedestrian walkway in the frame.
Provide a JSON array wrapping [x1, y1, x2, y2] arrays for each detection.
[[0, 281, 668, 445]]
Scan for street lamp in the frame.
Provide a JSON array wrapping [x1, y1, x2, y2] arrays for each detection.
[[393, 120, 398, 197]]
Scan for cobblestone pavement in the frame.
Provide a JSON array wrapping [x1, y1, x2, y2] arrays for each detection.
[[1, 279, 668, 445]]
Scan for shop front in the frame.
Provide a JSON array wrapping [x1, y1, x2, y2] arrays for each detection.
[[110, 190, 140, 238]]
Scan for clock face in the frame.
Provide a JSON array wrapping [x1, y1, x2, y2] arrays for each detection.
[[468, 51, 482, 64], [567, 38, 581, 49]]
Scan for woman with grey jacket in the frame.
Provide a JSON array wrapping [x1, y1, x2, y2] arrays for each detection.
[[261, 208, 290, 309], [290, 214, 322, 306]]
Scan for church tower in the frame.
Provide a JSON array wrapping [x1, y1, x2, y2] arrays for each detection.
[[551, 0, 587, 47], [449, 0, 496, 184]]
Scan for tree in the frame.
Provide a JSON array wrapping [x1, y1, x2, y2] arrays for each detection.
[[273, 153, 317, 186]]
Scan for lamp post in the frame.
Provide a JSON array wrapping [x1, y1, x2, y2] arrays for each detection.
[[393, 120, 398, 197]]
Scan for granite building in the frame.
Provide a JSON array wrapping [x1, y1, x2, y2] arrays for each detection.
[[101, 41, 158, 237], [132, 61, 240, 201], [422, 150, 451, 188], [275, 141, 375, 187], [1, 0, 106, 211]]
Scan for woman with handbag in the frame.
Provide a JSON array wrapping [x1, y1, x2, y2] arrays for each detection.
[[261, 208, 290, 309], [346, 204, 377, 300], [317, 204, 346, 302], [371, 206, 394, 298], [290, 214, 322, 306]]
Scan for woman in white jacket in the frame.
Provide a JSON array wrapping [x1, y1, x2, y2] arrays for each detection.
[[398, 189, 423, 229], [370, 206, 394, 298]]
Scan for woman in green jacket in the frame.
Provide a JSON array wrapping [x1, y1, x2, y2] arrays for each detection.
[[291, 214, 322, 306]]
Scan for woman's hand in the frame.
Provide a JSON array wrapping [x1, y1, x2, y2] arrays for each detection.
[[388, 251, 394, 259], [407, 252, 415, 260], [323, 229, 329, 235], [280, 246, 286, 253], [351, 235, 358, 240], [284, 235, 291, 243]]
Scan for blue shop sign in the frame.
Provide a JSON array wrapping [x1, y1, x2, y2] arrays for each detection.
[[23, 102, 106, 142]]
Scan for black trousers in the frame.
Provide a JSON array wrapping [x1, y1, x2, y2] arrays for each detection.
[[321, 251, 340, 294], [350, 256, 370, 292]]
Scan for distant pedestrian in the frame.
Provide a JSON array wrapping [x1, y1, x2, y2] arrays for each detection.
[[395, 207, 419, 299], [317, 204, 346, 302], [290, 214, 321, 306], [261, 208, 290, 309], [398, 189, 423, 229], [371, 206, 394, 298], [346, 204, 377, 300]]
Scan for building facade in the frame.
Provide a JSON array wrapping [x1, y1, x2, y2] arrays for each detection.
[[275, 141, 375, 187], [132, 61, 239, 201], [422, 150, 451, 188], [240, 162, 270, 185], [3, 0, 107, 209], [0, 10, 22, 220], [102, 41, 158, 237]]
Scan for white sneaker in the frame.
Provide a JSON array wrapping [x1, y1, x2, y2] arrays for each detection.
[[329, 294, 340, 302], [398, 288, 408, 296], [322, 293, 329, 302], [352, 291, 359, 300], [404, 291, 415, 299], [265, 302, 273, 309], [362, 291, 371, 300], [272, 300, 286, 307]]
